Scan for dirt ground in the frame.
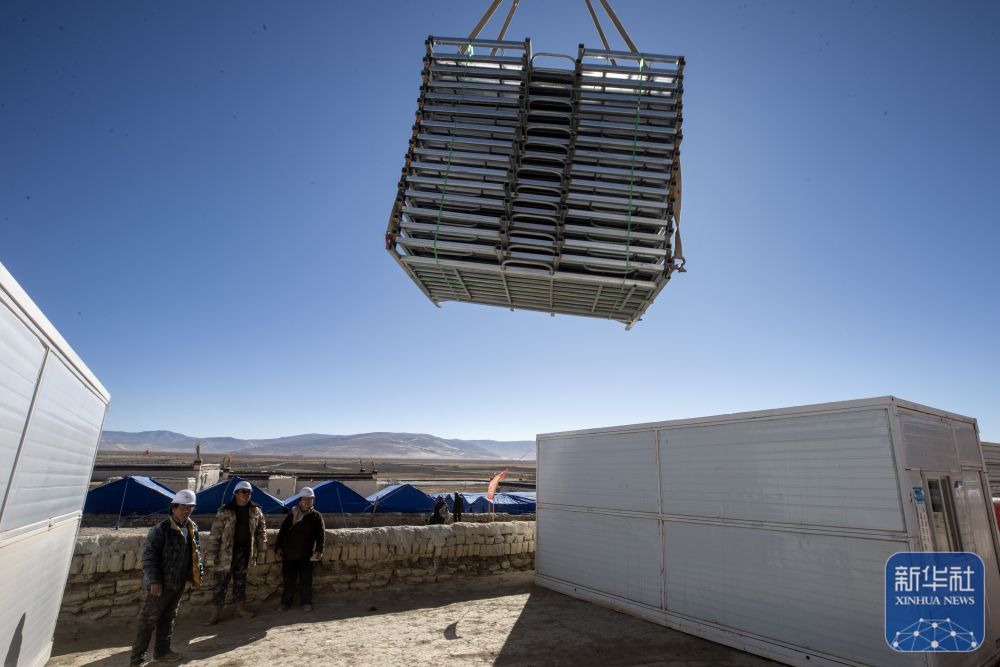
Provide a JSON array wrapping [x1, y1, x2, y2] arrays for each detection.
[[50, 572, 775, 666]]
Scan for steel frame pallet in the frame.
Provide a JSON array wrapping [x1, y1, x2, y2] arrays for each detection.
[[387, 36, 685, 328]]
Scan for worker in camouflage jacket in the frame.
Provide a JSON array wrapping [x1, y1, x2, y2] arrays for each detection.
[[203, 480, 267, 624], [130, 489, 203, 666]]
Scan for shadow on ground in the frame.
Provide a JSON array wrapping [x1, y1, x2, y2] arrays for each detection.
[[493, 586, 777, 667], [51, 573, 777, 666]]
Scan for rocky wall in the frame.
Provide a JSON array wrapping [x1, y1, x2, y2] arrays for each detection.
[[59, 522, 535, 625], [80, 512, 534, 531]]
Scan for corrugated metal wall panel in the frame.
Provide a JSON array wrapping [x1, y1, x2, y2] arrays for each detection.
[[660, 409, 904, 531], [899, 411, 959, 470], [983, 443, 1000, 495], [663, 521, 911, 666], [538, 430, 657, 513], [953, 423, 983, 468], [538, 508, 661, 608], [0, 303, 45, 509], [0, 356, 106, 532], [0, 518, 79, 667]]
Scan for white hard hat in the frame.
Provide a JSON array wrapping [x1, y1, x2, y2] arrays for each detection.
[[299, 487, 315, 498], [234, 481, 253, 493], [172, 489, 197, 505]]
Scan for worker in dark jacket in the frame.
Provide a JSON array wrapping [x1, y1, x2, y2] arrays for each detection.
[[429, 495, 448, 524], [275, 487, 325, 611], [452, 491, 465, 522], [130, 489, 203, 666]]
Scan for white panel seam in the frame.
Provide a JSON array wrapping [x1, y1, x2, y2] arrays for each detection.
[[0, 349, 48, 522], [538, 505, 910, 541], [0, 512, 81, 548]]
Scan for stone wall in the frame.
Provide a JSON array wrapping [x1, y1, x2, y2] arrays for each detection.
[[60, 522, 535, 625], [81, 512, 534, 531]]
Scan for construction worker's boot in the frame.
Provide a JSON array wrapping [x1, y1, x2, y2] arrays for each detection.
[[153, 650, 184, 663], [234, 601, 254, 619], [204, 605, 222, 626]]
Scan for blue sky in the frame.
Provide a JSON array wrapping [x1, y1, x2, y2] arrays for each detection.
[[2, 1, 998, 442]]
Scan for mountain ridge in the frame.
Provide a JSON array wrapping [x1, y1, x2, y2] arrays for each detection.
[[100, 430, 536, 460]]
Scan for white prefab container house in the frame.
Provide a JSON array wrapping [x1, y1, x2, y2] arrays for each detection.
[[0, 263, 109, 667], [536, 398, 1000, 667]]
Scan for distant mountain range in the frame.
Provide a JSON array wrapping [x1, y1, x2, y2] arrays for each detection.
[[99, 430, 536, 460]]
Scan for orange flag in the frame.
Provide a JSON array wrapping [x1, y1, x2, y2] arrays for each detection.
[[487, 468, 508, 502]]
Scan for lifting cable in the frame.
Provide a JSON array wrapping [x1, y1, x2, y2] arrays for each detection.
[[495, 0, 521, 43], [466, 0, 521, 43], [464, 0, 523, 56], [597, 0, 639, 53], [474, 0, 633, 55], [466, 0, 504, 42], [583, 0, 617, 65]]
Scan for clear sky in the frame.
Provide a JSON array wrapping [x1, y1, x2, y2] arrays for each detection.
[[2, 1, 998, 442]]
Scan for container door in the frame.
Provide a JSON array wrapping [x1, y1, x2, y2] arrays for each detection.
[[952, 473, 1000, 651], [914, 474, 1000, 663], [922, 475, 963, 551]]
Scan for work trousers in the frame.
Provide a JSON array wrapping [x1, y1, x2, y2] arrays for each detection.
[[211, 543, 250, 605], [281, 558, 314, 606], [453, 511, 462, 522], [129, 584, 185, 665]]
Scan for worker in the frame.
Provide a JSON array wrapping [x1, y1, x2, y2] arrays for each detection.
[[204, 480, 267, 624], [129, 489, 203, 666], [429, 495, 448, 524], [452, 491, 465, 522], [275, 486, 326, 611]]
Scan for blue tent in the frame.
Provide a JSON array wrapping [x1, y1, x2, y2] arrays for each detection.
[[466, 492, 536, 515], [366, 484, 436, 513], [442, 492, 481, 511], [444, 492, 482, 511], [84, 476, 176, 516], [194, 476, 284, 515], [281, 480, 370, 513]]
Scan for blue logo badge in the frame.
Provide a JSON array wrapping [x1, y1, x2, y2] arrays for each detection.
[[886, 552, 984, 652]]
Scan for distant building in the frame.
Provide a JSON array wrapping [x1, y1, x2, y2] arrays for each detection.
[[264, 475, 296, 499], [91, 447, 221, 492], [234, 471, 379, 499]]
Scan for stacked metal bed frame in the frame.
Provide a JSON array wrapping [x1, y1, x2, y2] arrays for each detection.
[[386, 36, 685, 328]]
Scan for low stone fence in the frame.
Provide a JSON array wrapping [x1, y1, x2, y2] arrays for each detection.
[[60, 522, 535, 625]]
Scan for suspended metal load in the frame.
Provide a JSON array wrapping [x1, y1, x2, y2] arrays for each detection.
[[386, 35, 685, 328]]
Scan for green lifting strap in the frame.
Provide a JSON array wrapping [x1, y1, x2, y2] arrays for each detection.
[[432, 137, 456, 266], [610, 56, 645, 315]]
